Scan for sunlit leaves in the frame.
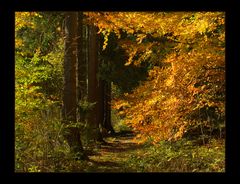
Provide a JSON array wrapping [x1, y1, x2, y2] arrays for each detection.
[[15, 12, 66, 172], [110, 12, 225, 143], [15, 12, 40, 31], [101, 29, 111, 50]]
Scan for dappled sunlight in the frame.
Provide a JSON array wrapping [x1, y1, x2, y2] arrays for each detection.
[[15, 11, 225, 172]]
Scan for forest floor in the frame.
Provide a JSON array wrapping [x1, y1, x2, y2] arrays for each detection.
[[74, 130, 225, 173], [83, 131, 149, 172]]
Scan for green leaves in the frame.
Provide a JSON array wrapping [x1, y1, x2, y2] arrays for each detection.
[[124, 139, 224, 172], [78, 99, 97, 113]]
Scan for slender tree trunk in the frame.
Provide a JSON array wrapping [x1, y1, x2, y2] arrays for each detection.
[[77, 12, 87, 129], [62, 12, 86, 159], [79, 12, 88, 97], [87, 24, 104, 143], [98, 74, 105, 135], [103, 80, 115, 134]]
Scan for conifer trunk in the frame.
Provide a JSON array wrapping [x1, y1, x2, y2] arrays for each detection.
[[62, 12, 86, 159], [87, 24, 104, 143]]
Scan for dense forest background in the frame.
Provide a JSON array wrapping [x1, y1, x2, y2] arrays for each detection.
[[15, 12, 225, 172]]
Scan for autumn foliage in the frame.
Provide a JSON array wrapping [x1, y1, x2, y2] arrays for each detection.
[[15, 12, 225, 172], [92, 12, 226, 143]]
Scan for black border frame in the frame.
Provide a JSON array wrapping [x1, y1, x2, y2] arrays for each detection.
[[1, 0, 239, 180]]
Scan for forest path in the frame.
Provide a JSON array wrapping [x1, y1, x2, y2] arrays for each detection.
[[85, 131, 147, 172]]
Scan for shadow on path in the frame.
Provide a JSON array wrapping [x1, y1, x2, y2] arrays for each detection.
[[85, 130, 148, 172]]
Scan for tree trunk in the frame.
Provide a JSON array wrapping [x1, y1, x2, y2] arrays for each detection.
[[87, 24, 104, 143], [98, 75, 105, 136], [77, 12, 87, 130], [103, 80, 115, 134], [62, 12, 86, 160]]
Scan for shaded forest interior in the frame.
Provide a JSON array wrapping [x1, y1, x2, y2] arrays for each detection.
[[15, 12, 225, 172]]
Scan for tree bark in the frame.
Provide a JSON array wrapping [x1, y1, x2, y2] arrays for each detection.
[[77, 12, 87, 128], [62, 12, 86, 159], [103, 80, 115, 134], [98, 75, 105, 135], [87, 24, 104, 143]]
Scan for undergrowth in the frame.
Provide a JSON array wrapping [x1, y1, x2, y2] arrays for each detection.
[[15, 106, 224, 173], [125, 138, 225, 172]]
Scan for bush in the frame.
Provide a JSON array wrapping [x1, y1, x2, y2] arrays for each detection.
[[112, 110, 132, 132]]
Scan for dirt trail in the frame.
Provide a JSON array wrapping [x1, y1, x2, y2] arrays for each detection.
[[86, 131, 145, 172]]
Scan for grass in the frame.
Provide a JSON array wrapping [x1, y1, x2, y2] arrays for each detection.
[[65, 135, 225, 173], [123, 138, 225, 172], [15, 107, 225, 173]]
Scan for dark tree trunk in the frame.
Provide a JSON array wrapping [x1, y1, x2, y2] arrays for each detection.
[[62, 12, 86, 160], [77, 12, 87, 128], [98, 75, 105, 135], [103, 80, 115, 134], [87, 24, 104, 143]]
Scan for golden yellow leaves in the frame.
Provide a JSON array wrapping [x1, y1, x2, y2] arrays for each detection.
[[218, 33, 225, 43], [165, 75, 174, 87], [112, 101, 131, 110], [172, 121, 188, 140], [15, 38, 24, 48], [15, 12, 40, 31], [196, 19, 209, 35], [15, 12, 41, 50], [102, 30, 110, 50], [136, 34, 147, 44], [187, 85, 200, 95], [121, 41, 154, 66], [175, 12, 225, 42], [109, 12, 225, 144], [124, 49, 137, 66]]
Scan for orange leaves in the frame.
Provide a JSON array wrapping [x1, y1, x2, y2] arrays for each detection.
[[124, 49, 138, 66], [136, 34, 147, 44], [110, 12, 225, 144], [187, 85, 200, 95], [112, 100, 130, 111]]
